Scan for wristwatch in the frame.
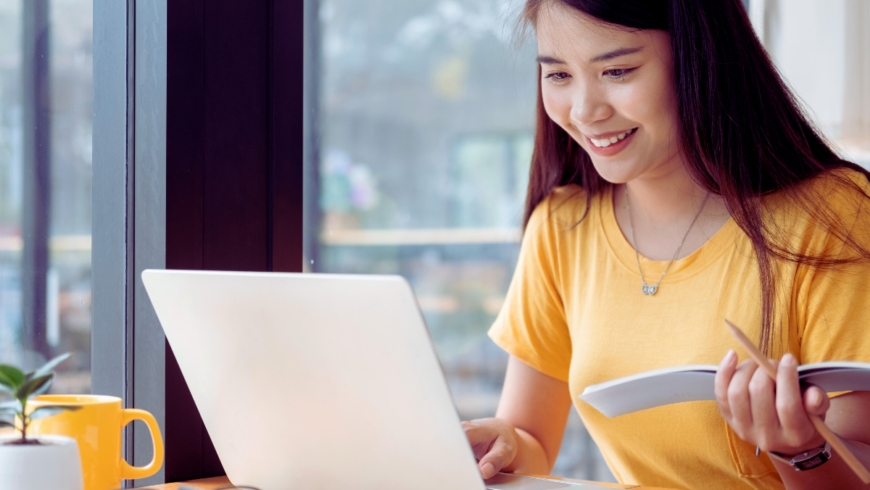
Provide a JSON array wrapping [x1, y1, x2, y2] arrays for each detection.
[[768, 441, 832, 471]]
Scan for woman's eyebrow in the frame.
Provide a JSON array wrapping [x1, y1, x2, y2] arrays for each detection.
[[536, 55, 565, 64], [589, 46, 644, 63], [537, 47, 645, 65]]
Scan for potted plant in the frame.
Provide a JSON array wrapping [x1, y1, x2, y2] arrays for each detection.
[[0, 353, 84, 490]]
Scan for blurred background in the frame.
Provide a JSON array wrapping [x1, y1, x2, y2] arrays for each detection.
[[0, 0, 868, 482], [0, 0, 92, 393]]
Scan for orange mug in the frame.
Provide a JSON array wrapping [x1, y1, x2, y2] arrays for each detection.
[[28, 395, 164, 490]]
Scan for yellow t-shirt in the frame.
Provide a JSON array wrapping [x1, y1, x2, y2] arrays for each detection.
[[489, 169, 870, 490]]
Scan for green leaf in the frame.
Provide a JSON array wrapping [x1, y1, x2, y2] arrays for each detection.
[[0, 365, 25, 391], [28, 353, 71, 380], [15, 374, 53, 400], [28, 405, 80, 420]]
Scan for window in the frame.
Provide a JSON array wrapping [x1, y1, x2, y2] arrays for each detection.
[[309, 0, 614, 481], [0, 0, 93, 392], [751, 0, 870, 168]]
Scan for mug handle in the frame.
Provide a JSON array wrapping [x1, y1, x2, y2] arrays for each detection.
[[120, 408, 165, 480]]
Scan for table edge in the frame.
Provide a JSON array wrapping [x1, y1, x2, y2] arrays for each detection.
[[132, 473, 676, 490]]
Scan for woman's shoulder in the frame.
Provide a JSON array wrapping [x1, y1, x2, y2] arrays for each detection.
[[791, 166, 869, 216], [768, 166, 870, 253], [523, 184, 599, 266], [802, 166, 870, 196], [767, 166, 869, 212], [528, 184, 598, 230]]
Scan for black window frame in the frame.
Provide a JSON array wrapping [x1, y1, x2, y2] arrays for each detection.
[[92, 0, 309, 485]]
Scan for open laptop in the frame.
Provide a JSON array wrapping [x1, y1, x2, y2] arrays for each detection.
[[142, 270, 612, 490]]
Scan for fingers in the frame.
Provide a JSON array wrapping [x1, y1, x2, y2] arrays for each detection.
[[462, 420, 498, 459], [727, 359, 758, 439], [461, 418, 518, 480], [717, 351, 831, 454], [803, 386, 830, 419], [749, 360, 778, 447], [715, 349, 738, 421], [776, 354, 810, 434], [477, 434, 516, 479]]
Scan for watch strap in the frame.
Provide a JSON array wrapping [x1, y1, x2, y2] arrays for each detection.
[[769, 441, 832, 471]]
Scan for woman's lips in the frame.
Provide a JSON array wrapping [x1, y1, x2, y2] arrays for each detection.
[[584, 128, 638, 157]]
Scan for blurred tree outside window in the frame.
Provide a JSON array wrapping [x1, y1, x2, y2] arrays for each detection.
[[310, 0, 615, 481], [0, 0, 93, 394]]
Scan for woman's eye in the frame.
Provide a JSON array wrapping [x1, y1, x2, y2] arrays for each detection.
[[603, 68, 636, 81], [544, 72, 571, 83]]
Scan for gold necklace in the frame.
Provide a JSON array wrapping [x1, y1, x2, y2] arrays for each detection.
[[625, 189, 710, 296]]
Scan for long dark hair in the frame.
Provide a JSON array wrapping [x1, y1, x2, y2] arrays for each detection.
[[521, 0, 870, 353]]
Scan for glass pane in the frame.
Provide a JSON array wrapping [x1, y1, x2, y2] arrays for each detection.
[[755, 1, 870, 167], [0, 0, 92, 393], [311, 0, 614, 481]]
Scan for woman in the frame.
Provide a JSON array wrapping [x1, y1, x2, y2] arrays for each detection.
[[463, 1, 870, 489]]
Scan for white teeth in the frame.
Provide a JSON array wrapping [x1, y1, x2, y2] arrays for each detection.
[[590, 128, 636, 148]]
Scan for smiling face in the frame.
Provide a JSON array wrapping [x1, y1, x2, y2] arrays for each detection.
[[536, 2, 682, 184]]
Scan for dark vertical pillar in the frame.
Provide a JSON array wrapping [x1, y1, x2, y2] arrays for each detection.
[[21, 0, 52, 361], [165, 0, 203, 274], [162, 0, 304, 481], [200, 0, 269, 274], [272, 0, 306, 272], [164, 0, 207, 481]]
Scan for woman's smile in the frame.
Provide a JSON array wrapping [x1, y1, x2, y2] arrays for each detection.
[[584, 127, 638, 157]]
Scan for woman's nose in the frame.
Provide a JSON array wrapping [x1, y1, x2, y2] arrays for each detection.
[[569, 82, 612, 127]]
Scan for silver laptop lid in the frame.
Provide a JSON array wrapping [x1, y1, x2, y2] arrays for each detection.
[[142, 270, 486, 490]]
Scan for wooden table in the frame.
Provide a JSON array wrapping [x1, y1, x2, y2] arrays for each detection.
[[135, 474, 674, 489]]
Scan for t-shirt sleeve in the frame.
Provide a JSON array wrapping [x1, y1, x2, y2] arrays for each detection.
[[801, 261, 870, 366], [799, 171, 870, 366], [488, 194, 572, 382]]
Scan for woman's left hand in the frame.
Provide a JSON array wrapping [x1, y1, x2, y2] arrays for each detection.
[[714, 350, 830, 456]]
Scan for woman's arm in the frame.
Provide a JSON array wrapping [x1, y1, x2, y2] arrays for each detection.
[[715, 351, 870, 489], [463, 355, 573, 479]]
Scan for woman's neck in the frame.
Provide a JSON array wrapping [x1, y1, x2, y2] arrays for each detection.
[[621, 164, 710, 226], [612, 163, 731, 261]]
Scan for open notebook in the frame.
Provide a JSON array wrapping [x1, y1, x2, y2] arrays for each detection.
[[579, 361, 870, 418]]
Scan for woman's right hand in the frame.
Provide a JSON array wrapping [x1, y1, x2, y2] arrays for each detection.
[[462, 417, 519, 480]]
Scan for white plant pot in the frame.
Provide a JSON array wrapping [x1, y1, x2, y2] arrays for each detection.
[[0, 434, 84, 490]]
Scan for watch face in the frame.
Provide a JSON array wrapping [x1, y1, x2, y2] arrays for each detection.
[[795, 452, 830, 471], [770, 442, 832, 471]]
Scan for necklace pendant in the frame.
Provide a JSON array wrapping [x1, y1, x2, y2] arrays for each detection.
[[642, 283, 658, 296]]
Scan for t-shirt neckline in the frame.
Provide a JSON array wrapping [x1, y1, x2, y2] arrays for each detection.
[[599, 185, 740, 282]]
